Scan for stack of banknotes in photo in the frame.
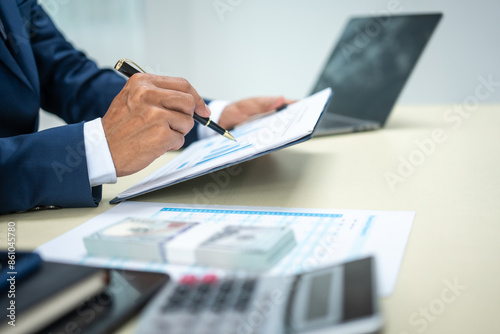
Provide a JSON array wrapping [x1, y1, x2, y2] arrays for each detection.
[[83, 217, 297, 271]]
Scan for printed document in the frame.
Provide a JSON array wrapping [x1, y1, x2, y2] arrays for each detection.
[[37, 201, 415, 297]]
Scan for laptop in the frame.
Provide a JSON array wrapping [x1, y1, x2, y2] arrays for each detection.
[[312, 13, 442, 137]]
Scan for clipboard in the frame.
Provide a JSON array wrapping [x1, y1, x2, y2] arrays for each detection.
[[110, 88, 332, 204]]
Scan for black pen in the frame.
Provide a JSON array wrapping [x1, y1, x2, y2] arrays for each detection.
[[114, 59, 236, 141]]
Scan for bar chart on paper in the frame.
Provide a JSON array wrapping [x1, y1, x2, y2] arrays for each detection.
[[36, 201, 415, 296]]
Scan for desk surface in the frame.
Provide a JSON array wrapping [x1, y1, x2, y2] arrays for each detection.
[[1, 104, 499, 334]]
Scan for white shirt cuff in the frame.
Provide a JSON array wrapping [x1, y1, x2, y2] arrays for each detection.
[[83, 118, 117, 187], [197, 100, 231, 139]]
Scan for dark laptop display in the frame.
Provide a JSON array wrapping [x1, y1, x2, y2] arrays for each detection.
[[312, 13, 442, 136]]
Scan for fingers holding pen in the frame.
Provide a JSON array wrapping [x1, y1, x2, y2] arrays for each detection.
[[122, 74, 210, 135], [102, 73, 208, 176], [132, 88, 196, 135], [146, 74, 211, 118]]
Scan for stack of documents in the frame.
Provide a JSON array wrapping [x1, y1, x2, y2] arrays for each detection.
[[83, 217, 297, 271]]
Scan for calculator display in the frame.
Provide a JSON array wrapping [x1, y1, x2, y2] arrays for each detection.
[[306, 272, 332, 321], [342, 256, 374, 321], [288, 257, 379, 333]]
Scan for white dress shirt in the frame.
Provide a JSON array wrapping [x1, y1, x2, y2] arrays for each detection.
[[83, 100, 230, 187]]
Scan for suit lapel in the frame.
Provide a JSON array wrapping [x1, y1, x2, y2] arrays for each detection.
[[0, 37, 33, 90], [0, 0, 39, 96]]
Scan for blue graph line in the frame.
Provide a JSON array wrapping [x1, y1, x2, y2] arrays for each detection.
[[206, 143, 237, 156], [346, 215, 375, 259], [160, 207, 343, 218], [176, 162, 188, 170], [194, 144, 253, 166], [231, 125, 261, 138], [203, 143, 251, 160]]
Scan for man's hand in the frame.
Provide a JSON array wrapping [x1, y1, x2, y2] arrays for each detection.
[[218, 96, 293, 130], [102, 73, 210, 177]]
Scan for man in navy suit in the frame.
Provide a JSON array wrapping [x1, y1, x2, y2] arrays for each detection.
[[0, 0, 286, 214]]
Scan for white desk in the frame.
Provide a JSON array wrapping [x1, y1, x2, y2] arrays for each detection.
[[2, 104, 499, 333]]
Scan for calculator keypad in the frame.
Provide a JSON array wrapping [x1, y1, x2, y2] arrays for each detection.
[[151, 274, 261, 334]]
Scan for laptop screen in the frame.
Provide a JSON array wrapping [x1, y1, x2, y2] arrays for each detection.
[[311, 14, 442, 126]]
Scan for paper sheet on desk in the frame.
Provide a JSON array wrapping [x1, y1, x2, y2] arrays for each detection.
[[110, 88, 332, 203], [36, 201, 415, 297]]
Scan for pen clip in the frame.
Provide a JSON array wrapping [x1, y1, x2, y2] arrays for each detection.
[[114, 58, 237, 141]]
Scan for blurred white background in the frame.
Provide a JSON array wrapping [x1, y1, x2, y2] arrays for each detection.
[[39, 0, 500, 128]]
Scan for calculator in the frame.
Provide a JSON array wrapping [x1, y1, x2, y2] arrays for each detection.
[[136, 257, 382, 334]]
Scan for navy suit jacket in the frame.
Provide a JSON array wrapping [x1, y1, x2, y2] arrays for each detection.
[[0, 0, 200, 214]]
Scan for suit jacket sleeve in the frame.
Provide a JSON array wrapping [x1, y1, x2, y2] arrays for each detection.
[[0, 1, 201, 214], [0, 122, 102, 214], [0, 1, 120, 214]]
